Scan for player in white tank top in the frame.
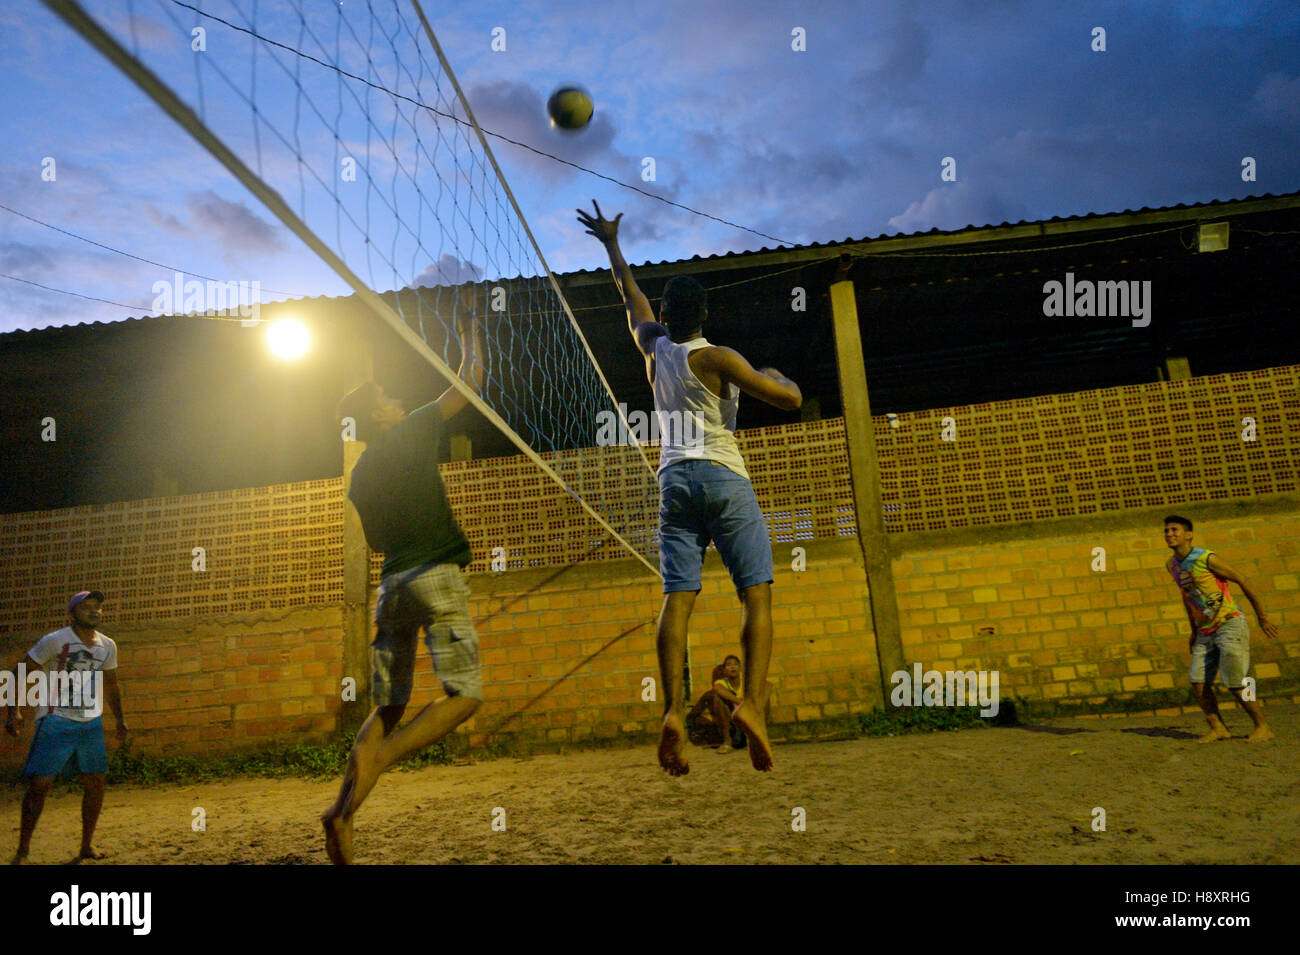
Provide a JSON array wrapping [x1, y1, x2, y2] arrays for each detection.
[[578, 201, 802, 778], [652, 335, 749, 479]]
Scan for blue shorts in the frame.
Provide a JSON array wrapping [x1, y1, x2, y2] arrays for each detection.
[[658, 460, 774, 594], [24, 715, 108, 778], [372, 562, 482, 705], [1190, 613, 1251, 688]]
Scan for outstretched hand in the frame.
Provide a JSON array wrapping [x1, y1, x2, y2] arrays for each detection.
[[576, 200, 622, 244]]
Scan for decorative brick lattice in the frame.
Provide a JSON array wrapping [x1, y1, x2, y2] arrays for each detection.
[[2, 367, 1295, 633], [875, 366, 1299, 532], [0, 482, 343, 635]]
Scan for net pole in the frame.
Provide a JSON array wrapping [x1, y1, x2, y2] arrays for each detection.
[[41, 0, 660, 579]]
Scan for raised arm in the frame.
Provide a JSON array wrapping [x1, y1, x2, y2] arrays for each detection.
[[576, 201, 665, 356], [435, 315, 485, 422], [701, 347, 802, 412]]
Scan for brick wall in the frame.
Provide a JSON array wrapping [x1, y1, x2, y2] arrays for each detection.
[[408, 498, 1300, 751], [3, 363, 1298, 766], [4, 501, 1298, 770], [454, 537, 881, 751], [6, 365, 1294, 635], [891, 498, 1300, 710], [1, 544, 883, 768], [0, 545, 879, 770], [0, 607, 342, 773]]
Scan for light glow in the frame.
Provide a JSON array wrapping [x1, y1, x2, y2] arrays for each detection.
[[266, 319, 310, 360]]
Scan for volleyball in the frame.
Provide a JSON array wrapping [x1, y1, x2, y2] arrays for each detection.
[[547, 86, 594, 130]]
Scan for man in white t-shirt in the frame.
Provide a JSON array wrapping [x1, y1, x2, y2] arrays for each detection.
[[3, 590, 128, 864]]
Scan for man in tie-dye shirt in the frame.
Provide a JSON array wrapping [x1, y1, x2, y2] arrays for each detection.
[[1164, 515, 1278, 743]]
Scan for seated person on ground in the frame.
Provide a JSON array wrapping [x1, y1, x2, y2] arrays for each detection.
[[687, 656, 747, 752]]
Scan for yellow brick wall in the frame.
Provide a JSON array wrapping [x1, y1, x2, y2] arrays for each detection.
[[891, 504, 1300, 707], [421, 538, 882, 749], [4, 505, 1296, 770], [378, 501, 1299, 746], [0, 607, 343, 772], [0, 541, 881, 769]]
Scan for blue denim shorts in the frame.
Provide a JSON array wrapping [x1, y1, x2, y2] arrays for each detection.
[[1189, 613, 1250, 688], [24, 715, 108, 777], [658, 460, 774, 594], [372, 562, 482, 704]]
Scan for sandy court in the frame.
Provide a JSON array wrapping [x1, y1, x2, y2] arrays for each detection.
[[5, 704, 1297, 865]]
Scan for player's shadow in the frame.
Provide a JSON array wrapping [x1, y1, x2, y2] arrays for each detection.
[[1120, 727, 1200, 740], [1013, 724, 1095, 735]]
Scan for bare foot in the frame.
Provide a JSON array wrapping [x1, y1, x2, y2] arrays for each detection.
[[1246, 725, 1275, 743], [714, 743, 732, 754], [1197, 727, 1232, 743], [658, 713, 690, 777], [731, 701, 774, 772], [8, 851, 27, 866], [77, 846, 107, 861], [321, 811, 354, 865]]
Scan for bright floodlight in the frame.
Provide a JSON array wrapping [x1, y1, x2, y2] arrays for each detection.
[[267, 319, 310, 360]]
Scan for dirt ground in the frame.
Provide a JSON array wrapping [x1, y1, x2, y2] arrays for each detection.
[[5, 704, 1297, 865]]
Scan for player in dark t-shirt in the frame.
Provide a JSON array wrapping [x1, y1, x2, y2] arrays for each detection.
[[322, 317, 484, 865], [348, 398, 472, 576]]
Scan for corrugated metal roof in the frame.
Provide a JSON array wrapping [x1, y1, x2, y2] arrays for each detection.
[[557, 189, 1300, 274], [3, 189, 1296, 340]]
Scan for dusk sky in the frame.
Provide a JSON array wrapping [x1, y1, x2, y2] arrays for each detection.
[[1, 0, 1297, 333]]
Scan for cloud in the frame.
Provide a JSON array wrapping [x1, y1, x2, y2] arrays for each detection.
[[740, 144, 858, 205], [143, 203, 187, 235], [853, 11, 932, 99], [8, 0, 1299, 335], [412, 253, 483, 288], [0, 286, 94, 333], [185, 191, 285, 261], [0, 3, 63, 67], [618, 216, 668, 245], [101, 9, 182, 55], [985, 127, 1119, 167], [465, 80, 625, 183], [0, 236, 154, 332], [662, 140, 858, 249], [1249, 72, 1300, 126], [0, 240, 57, 274], [887, 181, 1009, 234]]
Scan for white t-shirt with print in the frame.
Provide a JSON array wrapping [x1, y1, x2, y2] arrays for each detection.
[[26, 627, 118, 723]]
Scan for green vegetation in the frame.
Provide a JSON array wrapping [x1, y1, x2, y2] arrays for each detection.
[[8, 700, 1037, 790], [100, 736, 457, 787], [855, 704, 997, 736]]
